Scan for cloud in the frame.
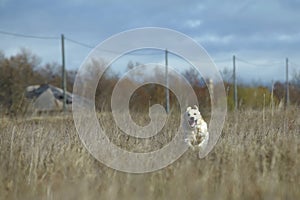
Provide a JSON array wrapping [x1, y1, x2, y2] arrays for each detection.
[[0, 0, 8, 7], [195, 34, 234, 44], [185, 19, 202, 28], [276, 33, 300, 42], [0, 0, 300, 81]]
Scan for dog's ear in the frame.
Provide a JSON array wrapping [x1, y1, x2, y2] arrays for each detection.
[[186, 107, 191, 112], [193, 105, 198, 110]]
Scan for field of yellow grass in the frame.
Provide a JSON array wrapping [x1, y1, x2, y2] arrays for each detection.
[[0, 108, 299, 200]]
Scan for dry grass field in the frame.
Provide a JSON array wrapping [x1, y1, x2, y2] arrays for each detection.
[[0, 108, 299, 200]]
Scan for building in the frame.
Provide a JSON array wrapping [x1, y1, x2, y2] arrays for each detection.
[[25, 84, 72, 112]]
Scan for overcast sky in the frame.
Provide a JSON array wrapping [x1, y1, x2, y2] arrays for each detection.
[[1, 0, 300, 83]]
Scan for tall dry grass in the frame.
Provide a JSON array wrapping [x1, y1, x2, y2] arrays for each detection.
[[0, 108, 299, 200]]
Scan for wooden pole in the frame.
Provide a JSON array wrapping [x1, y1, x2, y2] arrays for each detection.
[[61, 34, 67, 112], [165, 49, 170, 114], [285, 57, 289, 108], [233, 55, 238, 110]]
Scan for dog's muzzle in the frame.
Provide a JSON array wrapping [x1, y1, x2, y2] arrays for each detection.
[[188, 117, 196, 128]]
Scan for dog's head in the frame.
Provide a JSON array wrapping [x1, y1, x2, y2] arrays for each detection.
[[185, 105, 202, 128]]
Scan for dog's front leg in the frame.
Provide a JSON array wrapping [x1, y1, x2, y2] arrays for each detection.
[[198, 132, 209, 151], [184, 138, 195, 150]]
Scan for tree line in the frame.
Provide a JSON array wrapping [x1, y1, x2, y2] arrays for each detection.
[[1, 49, 300, 115], [0, 49, 75, 115]]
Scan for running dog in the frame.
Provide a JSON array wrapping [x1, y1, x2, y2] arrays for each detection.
[[183, 105, 209, 151]]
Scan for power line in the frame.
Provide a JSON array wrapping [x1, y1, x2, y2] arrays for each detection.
[[0, 30, 59, 40], [1, 29, 298, 70], [64, 38, 166, 56], [213, 58, 232, 63], [236, 57, 282, 67], [65, 37, 95, 49], [63, 37, 168, 56], [65, 37, 165, 56], [289, 62, 300, 76], [126, 49, 165, 56], [290, 61, 300, 68], [0, 29, 181, 57]]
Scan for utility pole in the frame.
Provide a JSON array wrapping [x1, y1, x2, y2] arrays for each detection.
[[285, 57, 289, 108], [165, 49, 170, 114], [271, 80, 274, 117], [233, 55, 238, 110], [61, 34, 67, 112]]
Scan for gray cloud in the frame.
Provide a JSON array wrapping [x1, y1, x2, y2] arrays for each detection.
[[0, 0, 299, 82]]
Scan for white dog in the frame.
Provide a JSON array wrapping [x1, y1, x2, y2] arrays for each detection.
[[183, 105, 209, 151]]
